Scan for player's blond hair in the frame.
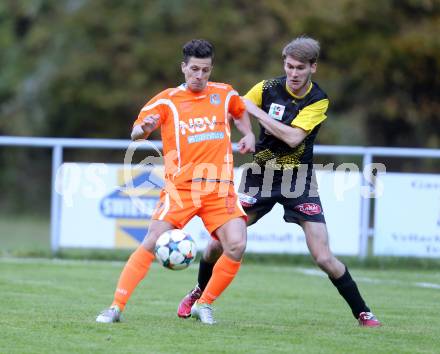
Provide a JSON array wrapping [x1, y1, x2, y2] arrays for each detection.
[[282, 36, 320, 64]]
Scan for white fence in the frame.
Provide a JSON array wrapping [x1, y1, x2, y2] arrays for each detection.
[[1, 135, 439, 258]]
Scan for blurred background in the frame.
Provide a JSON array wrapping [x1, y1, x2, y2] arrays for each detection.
[[0, 0, 439, 256]]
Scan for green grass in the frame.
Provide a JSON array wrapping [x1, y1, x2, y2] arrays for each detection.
[[3, 215, 440, 271], [1, 258, 439, 353], [0, 215, 50, 256]]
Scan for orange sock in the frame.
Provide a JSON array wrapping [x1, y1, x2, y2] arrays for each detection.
[[111, 246, 155, 311], [198, 254, 241, 304]]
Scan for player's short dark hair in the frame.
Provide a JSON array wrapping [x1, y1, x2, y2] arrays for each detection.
[[282, 36, 320, 64], [182, 39, 214, 64]]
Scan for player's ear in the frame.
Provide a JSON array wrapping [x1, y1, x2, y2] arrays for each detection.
[[181, 62, 186, 74], [311, 62, 317, 74]]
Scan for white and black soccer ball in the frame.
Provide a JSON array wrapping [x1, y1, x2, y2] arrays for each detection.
[[154, 229, 197, 270]]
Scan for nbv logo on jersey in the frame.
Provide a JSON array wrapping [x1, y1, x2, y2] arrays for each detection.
[[268, 103, 285, 120], [179, 116, 225, 143], [179, 116, 217, 135]]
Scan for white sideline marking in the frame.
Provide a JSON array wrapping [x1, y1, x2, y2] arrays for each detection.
[[295, 267, 440, 290], [414, 282, 440, 290], [2, 258, 440, 290]]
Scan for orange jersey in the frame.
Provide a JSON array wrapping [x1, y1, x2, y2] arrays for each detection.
[[133, 82, 245, 188]]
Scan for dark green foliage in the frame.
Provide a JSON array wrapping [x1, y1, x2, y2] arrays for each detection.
[[2, 0, 439, 144]]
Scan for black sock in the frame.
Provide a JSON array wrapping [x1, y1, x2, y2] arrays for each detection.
[[197, 258, 215, 291], [329, 266, 370, 319]]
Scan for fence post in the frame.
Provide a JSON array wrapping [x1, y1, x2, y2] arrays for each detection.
[[50, 145, 63, 255], [359, 152, 373, 259]]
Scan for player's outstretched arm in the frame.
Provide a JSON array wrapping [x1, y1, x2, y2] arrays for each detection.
[[243, 98, 307, 148], [232, 111, 255, 154], [131, 114, 160, 141]]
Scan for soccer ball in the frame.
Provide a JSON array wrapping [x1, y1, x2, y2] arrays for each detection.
[[154, 229, 197, 270]]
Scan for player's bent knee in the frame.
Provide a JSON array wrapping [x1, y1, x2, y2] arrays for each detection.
[[223, 238, 246, 260], [314, 254, 334, 271], [141, 232, 161, 252], [141, 221, 174, 252]]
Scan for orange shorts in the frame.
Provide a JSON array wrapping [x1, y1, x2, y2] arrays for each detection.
[[152, 182, 247, 235]]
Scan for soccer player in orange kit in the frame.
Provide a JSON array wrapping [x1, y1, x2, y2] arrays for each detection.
[[177, 36, 381, 327], [96, 39, 255, 325]]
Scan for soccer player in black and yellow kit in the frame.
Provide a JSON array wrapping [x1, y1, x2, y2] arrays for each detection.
[[178, 36, 381, 327]]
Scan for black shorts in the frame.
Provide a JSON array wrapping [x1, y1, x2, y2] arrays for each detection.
[[238, 166, 326, 226]]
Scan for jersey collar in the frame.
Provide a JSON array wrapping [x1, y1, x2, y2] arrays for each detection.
[[285, 81, 313, 99], [180, 83, 209, 95]]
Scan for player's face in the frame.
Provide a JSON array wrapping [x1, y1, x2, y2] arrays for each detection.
[[284, 56, 317, 96], [181, 57, 213, 93]]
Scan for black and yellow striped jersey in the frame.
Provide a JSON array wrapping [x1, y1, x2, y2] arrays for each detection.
[[244, 76, 329, 170]]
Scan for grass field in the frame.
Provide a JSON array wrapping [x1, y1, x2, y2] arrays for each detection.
[[0, 215, 50, 256], [1, 258, 439, 353]]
